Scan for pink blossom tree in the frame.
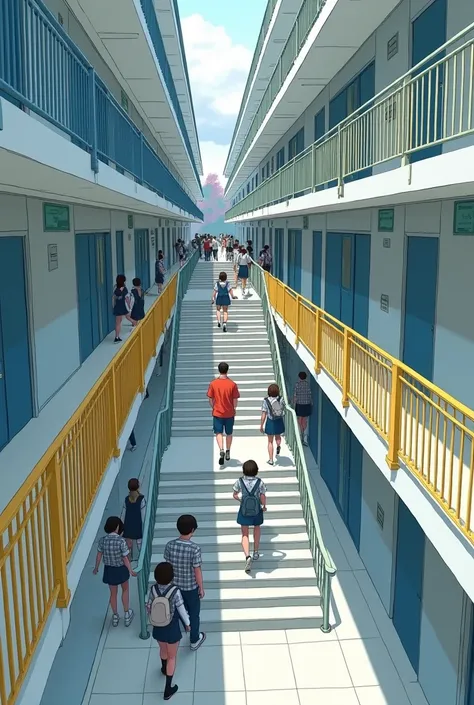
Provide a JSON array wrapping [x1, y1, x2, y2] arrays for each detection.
[[197, 174, 235, 235]]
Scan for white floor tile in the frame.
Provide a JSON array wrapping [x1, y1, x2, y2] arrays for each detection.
[[104, 621, 152, 649], [289, 641, 352, 689], [194, 692, 247, 705], [331, 572, 380, 640], [298, 689, 360, 705], [247, 690, 300, 705], [356, 684, 412, 705], [143, 693, 193, 705], [92, 648, 149, 694], [341, 637, 403, 688], [404, 682, 430, 705], [242, 644, 296, 691], [89, 696, 143, 705], [194, 645, 245, 692], [182, 632, 241, 647], [144, 648, 196, 693], [240, 630, 287, 645], [285, 627, 338, 643]]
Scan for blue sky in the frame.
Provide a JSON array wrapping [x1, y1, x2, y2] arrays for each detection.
[[177, 0, 266, 184]]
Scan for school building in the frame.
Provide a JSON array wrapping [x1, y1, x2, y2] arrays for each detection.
[[225, 1, 474, 704]]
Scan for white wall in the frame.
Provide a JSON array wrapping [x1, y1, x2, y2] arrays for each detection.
[[359, 451, 396, 612], [418, 540, 464, 705]]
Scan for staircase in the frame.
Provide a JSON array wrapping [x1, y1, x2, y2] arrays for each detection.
[[150, 259, 324, 632]]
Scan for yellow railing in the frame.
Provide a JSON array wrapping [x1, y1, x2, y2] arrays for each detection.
[[266, 273, 474, 545], [0, 275, 177, 705]]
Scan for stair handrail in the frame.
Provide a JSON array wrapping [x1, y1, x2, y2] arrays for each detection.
[[251, 261, 336, 633], [136, 248, 199, 639]]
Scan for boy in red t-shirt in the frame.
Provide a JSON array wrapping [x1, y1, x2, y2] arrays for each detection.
[[207, 362, 240, 466]]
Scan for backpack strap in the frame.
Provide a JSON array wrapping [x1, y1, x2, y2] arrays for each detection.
[[239, 477, 249, 495], [248, 478, 261, 496], [164, 585, 178, 600]]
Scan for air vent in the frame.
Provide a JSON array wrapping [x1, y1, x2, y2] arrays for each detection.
[[377, 503, 385, 529], [58, 12, 64, 25], [380, 295, 389, 313], [387, 33, 399, 60]]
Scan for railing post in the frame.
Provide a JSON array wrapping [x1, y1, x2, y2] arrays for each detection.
[[295, 294, 301, 345], [314, 309, 321, 373], [386, 363, 402, 470], [342, 328, 351, 408], [337, 124, 344, 198], [111, 367, 121, 457], [401, 77, 411, 167], [311, 144, 316, 192], [88, 68, 98, 174], [48, 455, 71, 609]]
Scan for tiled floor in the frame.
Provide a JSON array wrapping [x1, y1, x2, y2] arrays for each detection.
[[81, 438, 430, 705]]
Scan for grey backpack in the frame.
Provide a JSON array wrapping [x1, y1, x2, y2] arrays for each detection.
[[266, 396, 285, 419], [240, 478, 261, 518]]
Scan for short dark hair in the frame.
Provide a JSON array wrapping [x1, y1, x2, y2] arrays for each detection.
[[116, 274, 126, 287], [268, 383, 280, 398], [104, 516, 123, 534], [219, 272, 228, 282], [128, 478, 139, 492], [299, 371, 307, 380], [154, 562, 174, 585], [177, 514, 198, 535], [132, 278, 141, 287], [218, 362, 229, 374], [243, 460, 259, 477]]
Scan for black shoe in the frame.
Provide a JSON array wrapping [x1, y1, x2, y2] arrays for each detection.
[[223, 324, 227, 332], [164, 684, 178, 700], [114, 337, 122, 343], [225, 450, 230, 461], [217, 322, 221, 328], [219, 451, 225, 466], [276, 445, 281, 455]]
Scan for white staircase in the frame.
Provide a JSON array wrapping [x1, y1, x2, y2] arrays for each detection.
[[151, 259, 323, 632]]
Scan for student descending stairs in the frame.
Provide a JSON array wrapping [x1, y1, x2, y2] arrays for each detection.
[[150, 260, 325, 631]]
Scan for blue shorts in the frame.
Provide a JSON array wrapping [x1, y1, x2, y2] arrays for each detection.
[[213, 417, 235, 435]]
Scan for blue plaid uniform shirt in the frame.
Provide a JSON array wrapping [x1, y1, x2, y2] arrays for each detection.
[[164, 538, 202, 591], [98, 533, 129, 567]]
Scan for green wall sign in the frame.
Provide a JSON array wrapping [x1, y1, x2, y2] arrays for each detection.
[[378, 208, 394, 232], [454, 200, 474, 234], [43, 203, 70, 232]]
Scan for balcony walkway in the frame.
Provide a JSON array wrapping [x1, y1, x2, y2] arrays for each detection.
[[43, 257, 430, 705], [0, 260, 180, 515]]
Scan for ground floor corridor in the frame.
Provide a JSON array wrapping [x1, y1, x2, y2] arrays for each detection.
[[47, 258, 430, 705]]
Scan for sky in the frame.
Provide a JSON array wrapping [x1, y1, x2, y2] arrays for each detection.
[[177, 0, 267, 187]]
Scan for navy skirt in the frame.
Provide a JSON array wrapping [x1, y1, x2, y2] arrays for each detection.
[[265, 417, 285, 436], [113, 301, 128, 316], [238, 265, 249, 279], [153, 611, 182, 644], [216, 294, 231, 307], [155, 272, 164, 285], [295, 403, 313, 418], [103, 564, 129, 586], [237, 508, 264, 527]]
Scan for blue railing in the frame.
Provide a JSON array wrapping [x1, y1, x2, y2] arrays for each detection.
[[0, 0, 203, 220], [139, 0, 201, 188]]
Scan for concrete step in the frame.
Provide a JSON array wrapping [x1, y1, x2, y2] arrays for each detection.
[[156, 490, 301, 505], [157, 476, 299, 492], [199, 604, 323, 632], [155, 504, 304, 520], [173, 390, 267, 400], [151, 548, 313, 572], [173, 379, 275, 388], [148, 565, 317, 588], [159, 466, 296, 479], [151, 531, 308, 552], [171, 426, 262, 437], [153, 517, 307, 537]]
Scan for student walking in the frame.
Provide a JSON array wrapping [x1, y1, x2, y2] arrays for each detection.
[[155, 252, 166, 294], [211, 237, 219, 261], [226, 237, 234, 261], [260, 383, 286, 465], [178, 240, 186, 268], [207, 362, 240, 466], [233, 243, 241, 287], [112, 275, 133, 342], [121, 478, 146, 557], [237, 248, 252, 295], [148, 562, 190, 701], [130, 278, 145, 323], [232, 460, 267, 573], [293, 370, 313, 446], [212, 271, 236, 333], [93, 516, 136, 627], [259, 245, 273, 273], [164, 515, 206, 651], [203, 237, 212, 261]]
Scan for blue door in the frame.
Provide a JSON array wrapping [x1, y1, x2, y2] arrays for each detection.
[[411, 0, 446, 162], [308, 376, 320, 461], [116, 230, 124, 275], [135, 229, 150, 290], [0, 237, 33, 448], [340, 235, 355, 328], [325, 233, 342, 319], [288, 230, 302, 292], [467, 617, 474, 705], [403, 237, 438, 381], [274, 229, 284, 281], [393, 500, 425, 673], [326, 232, 370, 335], [320, 392, 340, 501], [341, 425, 363, 550], [353, 233, 371, 337], [76, 235, 94, 362], [312, 231, 322, 306]]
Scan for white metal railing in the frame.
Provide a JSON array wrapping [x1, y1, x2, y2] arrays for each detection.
[[226, 0, 327, 183], [226, 22, 474, 220]]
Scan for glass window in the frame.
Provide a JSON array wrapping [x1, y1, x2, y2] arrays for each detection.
[[271, 156, 275, 173], [341, 237, 352, 290]]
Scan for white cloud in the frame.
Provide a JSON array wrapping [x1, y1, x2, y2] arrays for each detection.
[[181, 14, 252, 119], [199, 141, 229, 186]]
